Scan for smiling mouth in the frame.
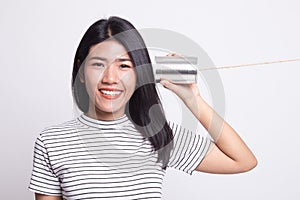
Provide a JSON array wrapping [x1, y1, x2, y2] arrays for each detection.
[[99, 89, 123, 98]]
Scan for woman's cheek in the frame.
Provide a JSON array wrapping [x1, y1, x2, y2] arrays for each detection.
[[85, 70, 102, 96], [122, 71, 136, 89]]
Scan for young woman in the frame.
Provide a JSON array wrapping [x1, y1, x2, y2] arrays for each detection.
[[29, 16, 257, 200]]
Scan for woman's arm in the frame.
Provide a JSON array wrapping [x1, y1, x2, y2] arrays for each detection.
[[160, 80, 257, 174], [35, 193, 63, 200], [190, 94, 257, 173]]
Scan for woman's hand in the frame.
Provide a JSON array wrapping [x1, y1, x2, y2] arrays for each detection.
[[159, 53, 201, 109], [160, 80, 200, 106], [35, 193, 62, 200]]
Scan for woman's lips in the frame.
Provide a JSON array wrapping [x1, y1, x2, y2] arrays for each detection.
[[98, 88, 123, 100]]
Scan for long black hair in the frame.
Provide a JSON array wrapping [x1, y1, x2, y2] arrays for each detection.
[[71, 16, 174, 169]]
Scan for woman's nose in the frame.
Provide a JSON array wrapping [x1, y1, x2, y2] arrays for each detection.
[[101, 65, 118, 84]]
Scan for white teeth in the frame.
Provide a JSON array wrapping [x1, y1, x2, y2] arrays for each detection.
[[100, 90, 122, 96]]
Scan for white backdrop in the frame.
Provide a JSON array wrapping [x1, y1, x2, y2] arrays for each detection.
[[1, 0, 299, 199]]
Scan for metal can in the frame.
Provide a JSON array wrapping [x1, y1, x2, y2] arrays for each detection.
[[154, 56, 198, 84]]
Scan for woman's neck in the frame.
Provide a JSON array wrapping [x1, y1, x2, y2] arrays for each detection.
[[86, 106, 126, 121]]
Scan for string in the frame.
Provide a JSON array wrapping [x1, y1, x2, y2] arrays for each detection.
[[198, 58, 300, 71]]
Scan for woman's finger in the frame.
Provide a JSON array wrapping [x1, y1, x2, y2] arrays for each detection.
[[166, 53, 181, 57], [160, 79, 178, 92], [160, 79, 187, 97]]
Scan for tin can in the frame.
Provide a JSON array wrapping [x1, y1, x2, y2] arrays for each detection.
[[154, 56, 198, 84]]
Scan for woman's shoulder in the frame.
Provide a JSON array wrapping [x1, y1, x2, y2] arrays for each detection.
[[39, 118, 79, 138]]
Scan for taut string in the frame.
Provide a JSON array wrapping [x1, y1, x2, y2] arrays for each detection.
[[199, 58, 300, 71]]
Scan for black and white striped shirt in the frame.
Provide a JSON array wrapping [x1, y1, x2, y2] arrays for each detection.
[[29, 114, 211, 199]]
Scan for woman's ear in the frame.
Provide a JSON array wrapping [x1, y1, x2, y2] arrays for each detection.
[[77, 59, 85, 83]]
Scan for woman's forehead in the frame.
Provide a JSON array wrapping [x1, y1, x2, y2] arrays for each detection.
[[88, 40, 130, 61]]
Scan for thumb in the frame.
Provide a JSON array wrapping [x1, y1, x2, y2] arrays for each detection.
[[160, 79, 178, 92]]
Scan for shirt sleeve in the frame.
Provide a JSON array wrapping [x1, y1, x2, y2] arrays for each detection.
[[167, 121, 212, 175], [28, 134, 62, 196]]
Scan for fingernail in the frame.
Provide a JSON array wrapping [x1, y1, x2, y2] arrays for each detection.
[[160, 80, 168, 86]]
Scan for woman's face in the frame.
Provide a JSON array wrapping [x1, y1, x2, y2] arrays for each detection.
[[81, 39, 136, 120]]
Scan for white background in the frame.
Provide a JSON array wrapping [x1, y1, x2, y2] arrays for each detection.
[[1, 0, 299, 199]]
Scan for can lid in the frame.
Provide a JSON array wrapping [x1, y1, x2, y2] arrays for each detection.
[[155, 56, 198, 65]]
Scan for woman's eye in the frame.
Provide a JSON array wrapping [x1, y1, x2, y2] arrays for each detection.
[[92, 63, 104, 67], [120, 64, 131, 69]]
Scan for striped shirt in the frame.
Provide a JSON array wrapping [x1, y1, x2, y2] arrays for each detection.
[[29, 114, 211, 199]]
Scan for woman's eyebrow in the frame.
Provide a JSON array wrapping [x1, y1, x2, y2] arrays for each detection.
[[115, 58, 132, 62], [88, 56, 107, 61]]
